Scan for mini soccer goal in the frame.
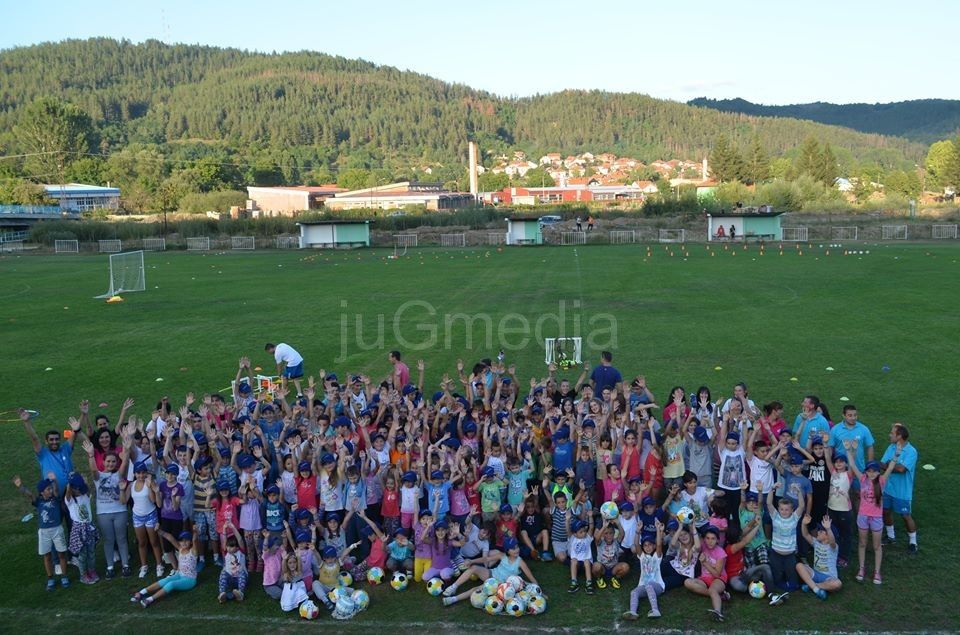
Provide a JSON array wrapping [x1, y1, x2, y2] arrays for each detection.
[[881, 225, 908, 240], [98, 239, 122, 253], [95, 250, 146, 299], [610, 230, 636, 244], [1, 241, 23, 253], [186, 237, 211, 251], [544, 337, 583, 370], [232, 236, 256, 250], [275, 236, 299, 249], [142, 237, 166, 251], [487, 233, 506, 246], [658, 229, 685, 243], [781, 227, 809, 242], [832, 226, 858, 241], [390, 234, 417, 258], [55, 239, 79, 253], [440, 233, 466, 248], [561, 231, 586, 245], [932, 224, 958, 239]]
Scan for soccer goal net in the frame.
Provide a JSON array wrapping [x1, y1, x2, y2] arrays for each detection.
[[544, 337, 583, 369], [881, 225, 908, 240], [487, 233, 506, 246], [832, 226, 858, 241], [95, 250, 146, 299], [1, 241, 23, 253], [391, 234, 417, 258], [55, 239, 79, 253], [561, 231, 586, 245], [232, 236, 256, 250], [781, 227, 808, 242], [143, 238, 166, 251], [440, 233, 466, 248], [932, 224, 958, 239], [610, 230, 636, 244], [186, 237, 210, 251], [98, 239, 122, 253], [658, 229, 685, 243], [275, 236, 299, 249]]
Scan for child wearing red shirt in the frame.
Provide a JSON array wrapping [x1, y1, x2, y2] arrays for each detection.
[[211, 480, 242, 556]]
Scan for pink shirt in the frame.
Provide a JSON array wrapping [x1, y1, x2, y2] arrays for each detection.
[[858, 475, 885, 517], [394, 362, 410, 388], [262, 549, 282, 586], [701, 544, 728, 581], [601, 477, 623, 503]]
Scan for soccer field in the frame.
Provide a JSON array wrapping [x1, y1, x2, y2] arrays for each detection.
[[0, 242, 957, 632]]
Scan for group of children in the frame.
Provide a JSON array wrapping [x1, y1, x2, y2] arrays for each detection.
[[14, 354, 916, 623]]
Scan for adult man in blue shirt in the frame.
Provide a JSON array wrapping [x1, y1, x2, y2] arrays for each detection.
[[828, 404, 875, 471], [589, 351, 622, 394], [880, 423, 919, 554], [792, 395, 829, 448], [21, 408, 77, 490]]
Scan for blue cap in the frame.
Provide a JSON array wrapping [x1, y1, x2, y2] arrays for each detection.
[[571, 519, 587, 532], [726, 432, 740, 442], [810, 435, 824, 446], [430, 470, 443, 480], [432, 391, 444, 403], [260, 404, 274, 412], [865, 460, 882, 472], [194, 455, 212, 470], [217, 447, 230, 458], [532, 386, 543, 395], [401, 384, 417, 396], [582, 418, 596, 428], [789, 456, 805, 466], [393, 527, 408, 537], [322, 545, 337, 560], [237, 454, 255, 469], [398, 470, 415, 483], [501, 377, 511, 385], [37, 478, 53, 493], [641, 496, 656, 507], [195, 433, 208, 445], [745, 491, 759, 502], [531, 405, 544, 415], [334, 416, 351, 428], [481, 466, 495, 477], [298, 461, 312, 472], [295, 508, 312, 521], [641, 535, 656, 545], [435, 519, 449, 529], [325, 373, 338, 381], [238, 383, 252, 394], [359, 408, 372, 418], [361, 525, 375, 537], [320, 453, 336, 465], [418, 509, 433, 518], [442, 438, 461, 450], [294, 528, 311, 543], [342, 440, 354, 455], [250, 437, 263, 447], [693, 426, 709, 442], [133, 462, 149, 473], [499, 503, 513, 514], [177, 530, 192, 540], [325, 511, 342, 524], [627, 476, 643, 484], [68, 472, 86, 489], [395, 434, 407, 444], [463, 421, 477, 434], [554, 427, 570, 440], [216, 480, 231, 491], [265, 484, 280, 495], [164, 464, 179, 475], [666, 519, 680, 531], [703, 525, 721, 538], [619, 501, 634, 512], [267, 536, 282, 548], [502, 537, 518, 551]]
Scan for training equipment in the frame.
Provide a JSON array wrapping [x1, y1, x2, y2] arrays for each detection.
[[676, 506, 695, 525], [600, 501, 620, 520], [470, 587, 488, 608], [338, 571, 353, 587], [390, 571, 408, 591], [561, 231, 586, 246], [95, 250, 146, 299], [516, 589, 532, 604], [328, 585, 351, 602], [524, 583, 542, 597], [481, 577, 499, 596], [55, 239, 79, 253], [484, 596, 504, 615], [275, 236, 299, 249], [390, 234, 417, 259], [658, 228, 685, 243], [781, 227, 808, 242], [749, 580, 767, 599], [299, 599, 320, 619], [440, 233, 466, 248], [882, 225, 908, 240], [426, 577, 444, 596], [186, 237, 210, 251], [366, 566, 384, 585], [142, 237, 165, 251], [98, 239, 122, 253], [506, 575, 525, 592], [232, 235, 255, 250], [496, 582, 516, 602], [932, 224, 958, 239], [332, 594, 358, 620], [609, 229, 636, 244], [350, 589, 369, 611], [544, 336, 582, 369], [833, 226, 858, 241], [526, 594, 547, 614], [504, 596, 526, 617]]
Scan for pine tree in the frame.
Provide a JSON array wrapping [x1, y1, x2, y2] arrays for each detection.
[[795, 135, 822, 180], [710, 134, 745, 183], [745, 135, 770, 183], [818, 143, 838, 187]]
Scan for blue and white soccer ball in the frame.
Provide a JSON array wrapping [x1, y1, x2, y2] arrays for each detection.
[[504, 596, 526, 617], [426, 577, 444, 596], [676, 506, 695, 525], [600, 501, 619, 520], [749, 580, 767, 599]]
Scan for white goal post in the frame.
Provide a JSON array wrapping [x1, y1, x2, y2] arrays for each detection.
[[932, 224, 958, 239], [610, 230, 636, 244], [275, 236, 299, 249], [98, 239, 122, 253], [487, 233, 506, 245], [95, 250, 146, 299], [881, 225, 908, 240], [781, 227, 809, 242], [544, 337, 583, 369], [832, 226, 858, 240], [143, 237, 166, 251], [658, 229, 685, 243], [390, 234, 417, 258], [55, 239, 79, 253], [232, 236, 256, 250], [561, 231, 586, 245], [1, 241, 23, 253], [440, 233, 466, 248], [187, 237, 211, 251]]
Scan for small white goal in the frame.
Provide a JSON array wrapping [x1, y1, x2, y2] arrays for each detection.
[[610, 230, 636, 244], [932, 224, 958, 239], [98, 239, 122, 253], [487, 233, 506, 245], [658, 229, 685, 243], [187, 237, 211, 251], [781, 227, 809, 242], [561, 231, 586, 245], [143, 237, 166, 251], [1, 241, 23, 253], [95, 250, 146, 299], [275, 236, 299, 249], [832, 226, 858, 241], [232, 236, 256, 250], [440, 233, 466, 248], [881, 225, 908, 240], [55, 239, 79, 253]]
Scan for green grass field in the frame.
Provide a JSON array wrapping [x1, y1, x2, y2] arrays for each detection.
[[0, 241, 958, 632]]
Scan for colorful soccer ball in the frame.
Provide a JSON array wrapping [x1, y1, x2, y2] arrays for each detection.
[[600, 501, 619, 520], [351, 589, 370, 610], [516, 589, 532, 604], [524, 583, 542, 597], [299, 600, 320, 620], [676, 506, 695, 525], [426, 577, 444, 596], [390, 571, 409, 591], [327, 585, 351, 602], [470, 587, 488, 608], [366, 566, 384, 585], [484, 595, 504, 615], [506, 575, 525, 592], [338, 571, 353, 587], [332, 594, 358, 620], [482, 577, 500, 596], [496, 582, 516, 602], [504, 596, 526, 617], [749, 580, 767, 599], [526, 594, 547, 614]]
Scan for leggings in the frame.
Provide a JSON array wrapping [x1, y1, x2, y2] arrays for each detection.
[[629, 581, 663, 614], [77, 539, 97, 573], [769, 551, 799, 590], [263, 583, 283, 600], [97, 511, 130, 568], [158, 572, 197, 593], [729, 564, 774, 593], [219, 569, 248, 594], [829, 509, 852, 563], [386, 557, 413, 573], [159, 517, 183, 554], [423, 566, 454, 581]]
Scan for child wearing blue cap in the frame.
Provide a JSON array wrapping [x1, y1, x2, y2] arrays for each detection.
[[158, 464, 185, 574], [623, 518, 665, 619], [442, 537, 539, 604], [131, 525, 199, 607], [399, 469, 420, 530], [717, 416, 747, 530], [385, 527, 414, 575], [423, 519, 455, 582], [849, 452, 898, 584], [13, 475, 70, 591], [192, 455, 218, 571], [64, 472, 99, 584], [312, 541, 361, 604], [568, 516, 595, 593], [797, 514, 842, 599], [593, 518, 627, 589], [237, 481, 263, 573], [211, 480, 242, 568], [413, 503, 438, 582], [122, 463, 165, 579], [218, 521, 247, 602], [765, 486, 804, 599], [476, 465, 506, 527]]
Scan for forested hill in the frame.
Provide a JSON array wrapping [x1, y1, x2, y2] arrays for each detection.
[[0, 38, 923, 166], [688, 97, 960, 145]]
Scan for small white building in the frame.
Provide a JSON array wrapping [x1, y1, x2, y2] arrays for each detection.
[[43, 183, 120, 212]]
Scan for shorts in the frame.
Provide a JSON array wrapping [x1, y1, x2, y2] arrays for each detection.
[[882, 494, 912, 515], [552, 540, 568, 556], [133, 509, 159, 529], [400, 511, 415, 529], [800, 564, 837, 585], [699, 573, 726, 587], [857, 514, 883, 532], [283, 362, 304, 379], [618, 550, 635, 565], [38, 526, 67, 555], [194, 510, 218, 541]]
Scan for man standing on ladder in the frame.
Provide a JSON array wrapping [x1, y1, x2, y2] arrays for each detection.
[[264, 342, 304, 396]]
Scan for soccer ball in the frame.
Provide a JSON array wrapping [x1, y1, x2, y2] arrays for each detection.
[[351, 589, 370, 611], [338, 571, 353, 587], [390, 571, 409, 591], [526, 594, 547, 614], [299, 600, 320, 620], [504, 596, 526, 617], [506, 575, 525, 592], [749, 580, 767, 599], [470, 587, 488, 608], [600, 501, 619, 520], [426, 577, 444, 596], [332, 594, 358, 620], [484, 596, 504, 615], [366, 566, 384, 585], [328, 585, 351, 602], [524, 583, 542, 597], [516, 589, 532, 604], [496, 582, 516, 602], [676, 506, 695, 525], [482, 577, 500, 596]]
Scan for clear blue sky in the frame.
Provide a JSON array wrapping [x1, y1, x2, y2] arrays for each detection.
[[1, 0, 956, 104]]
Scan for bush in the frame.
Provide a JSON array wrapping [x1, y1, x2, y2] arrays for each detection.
[[178, 190, 247, 214]]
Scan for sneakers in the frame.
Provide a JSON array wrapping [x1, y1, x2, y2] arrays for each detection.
[[121, 565, 132, 578], [707, 609, 725, 622], [70, 556, 81, 570], [540, 551, 553, 562], [196, 559, 206, 573], [218, 592, 227, 604], [815, 588, 828, 600], [801, 584, 810, 593], [873, 573, 882, 585], [596, 577, 607, 589], [837, 558, 848, 568], [131, 592, 142, 603], [442, 596, 458, 607], [79, 574, 94, 585], [855, 567, 865, 582], [138, 565, 149, 579], [140, 598, 152, 608], [585, 581, 595, 595], [721, 591, 731, 602], [621, 611, 638, 621], [214, 555, 224, 568], [87, 571, 100, 584], [568, 581, 580, 593], [768, 592, 789, 606], [105, 567, 116, 580], [156, 565, 165, 578], [881, 534, 893, 546], [530, 550, 541, 561], [60, 577, 70, 588], [611, 577, 621, 589], [907, 543, 918, 555], [442, 584, 458, 597], [46, 578, 56, 592], [234, 589, 244, 601], [647, 609, 661, 619], [55, 564, 63, 576]]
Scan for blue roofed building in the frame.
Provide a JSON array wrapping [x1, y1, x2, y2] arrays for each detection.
[[43, 183, 121, 213]]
